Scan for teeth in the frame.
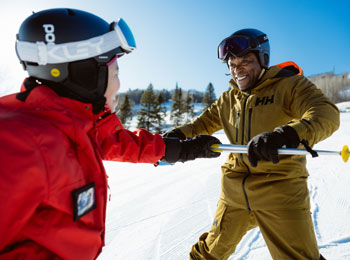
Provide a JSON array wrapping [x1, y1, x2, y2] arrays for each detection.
[[236, 75, 247, 81]]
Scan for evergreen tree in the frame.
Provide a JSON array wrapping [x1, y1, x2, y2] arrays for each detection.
[[118, 94, 133, 128], [159, 89, 171, 102], [191, 90, 204, 103], [171, 82, 184, 126], [183, 91, 195, 123], [137, 84, 157, 131], [125, 88, 144, 104], [153, 92, 167, 133], [202, 82, 217, 108]]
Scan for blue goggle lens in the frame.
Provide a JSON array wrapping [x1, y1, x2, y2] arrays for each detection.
[[118, 18, 136, 48]]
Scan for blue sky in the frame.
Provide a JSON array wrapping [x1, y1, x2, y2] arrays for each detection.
[[1, 0, 349, 96]]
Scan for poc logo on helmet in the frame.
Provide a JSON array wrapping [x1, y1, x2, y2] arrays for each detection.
[[43, 24, 55, 44]]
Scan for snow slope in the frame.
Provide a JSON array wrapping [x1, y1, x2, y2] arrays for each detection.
[[98, 107, 350, 260]]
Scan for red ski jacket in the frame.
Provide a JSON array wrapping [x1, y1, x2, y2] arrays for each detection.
[[0, 82, 165, 259]]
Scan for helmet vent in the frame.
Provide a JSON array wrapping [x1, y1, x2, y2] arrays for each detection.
[[66, 9, 75, 16]]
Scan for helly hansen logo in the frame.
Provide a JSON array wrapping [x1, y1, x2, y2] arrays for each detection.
[[255, 95, 274, 106]]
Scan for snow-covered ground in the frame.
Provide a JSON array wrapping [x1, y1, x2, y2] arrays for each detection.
[[98, 104, 350, 260]]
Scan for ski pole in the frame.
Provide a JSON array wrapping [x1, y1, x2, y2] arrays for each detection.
[[210, 144, 349, 163]]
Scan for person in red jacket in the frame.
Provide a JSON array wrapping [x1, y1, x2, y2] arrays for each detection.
[[0, 8, 221, 259]]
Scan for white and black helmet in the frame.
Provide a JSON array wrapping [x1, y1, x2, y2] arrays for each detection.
[[16, 8, 136, 112]]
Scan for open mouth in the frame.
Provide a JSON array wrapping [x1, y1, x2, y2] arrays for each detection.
[[235, 75, 248, 82]]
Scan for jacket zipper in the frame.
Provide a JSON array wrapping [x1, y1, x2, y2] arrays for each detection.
[[248, 108, 252, 141], [235, 112, 240, 143], [240, 93, 252, 213]]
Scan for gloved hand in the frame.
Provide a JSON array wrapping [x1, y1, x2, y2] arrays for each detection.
[[162, 128, 186, 140], [162, 135, 221, 163], [247, 125, 300, 167]]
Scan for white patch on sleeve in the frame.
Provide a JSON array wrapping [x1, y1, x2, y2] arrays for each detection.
[[72, 182, 97, 221]]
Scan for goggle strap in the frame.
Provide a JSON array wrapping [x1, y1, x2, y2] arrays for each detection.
[[248, 34, 268, 48], [16, 21, 135, 65], [256, 34, 268, 44]]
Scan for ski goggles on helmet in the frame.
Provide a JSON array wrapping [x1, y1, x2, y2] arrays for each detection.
[[16, 18, 136, 65], [109, 18, 136, 54], [217, 34, 268, 61]]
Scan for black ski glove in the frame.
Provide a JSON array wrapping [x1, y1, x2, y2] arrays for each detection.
[[247, 125, 300, 167], [161, 135, 221, 163], [162, 128, 186, 140]]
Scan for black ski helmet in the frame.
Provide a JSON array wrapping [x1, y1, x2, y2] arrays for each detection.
[[15, 8, 136, 113], [217, 28, 270, 68]]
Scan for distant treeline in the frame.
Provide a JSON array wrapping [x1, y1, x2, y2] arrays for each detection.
[[117, 82, 216, 132], [118, 87, 206, 106]]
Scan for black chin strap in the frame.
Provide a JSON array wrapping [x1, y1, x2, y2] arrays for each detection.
[[93, 63, 108, 114], [58, 77, 107, 114], [97, 64, 108, 97]]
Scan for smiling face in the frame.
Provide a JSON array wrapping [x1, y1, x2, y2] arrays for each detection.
[[228, 52, 262, 91]]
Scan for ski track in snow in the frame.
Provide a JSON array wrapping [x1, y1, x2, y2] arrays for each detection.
[[229, 229, 263, 260], [98, 112, 350, 260], [154, 218, 163, 260], [310, 184, 322, 241]]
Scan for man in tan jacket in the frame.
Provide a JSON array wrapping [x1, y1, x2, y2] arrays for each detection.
[[164, 29, 339, 259]]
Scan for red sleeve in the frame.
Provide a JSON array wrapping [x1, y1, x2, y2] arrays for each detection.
[[0, 121, 47, 250], [96, 113, 166, 163]]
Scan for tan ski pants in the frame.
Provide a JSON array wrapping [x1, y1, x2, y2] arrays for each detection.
[[189, 200, 320, 260]]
